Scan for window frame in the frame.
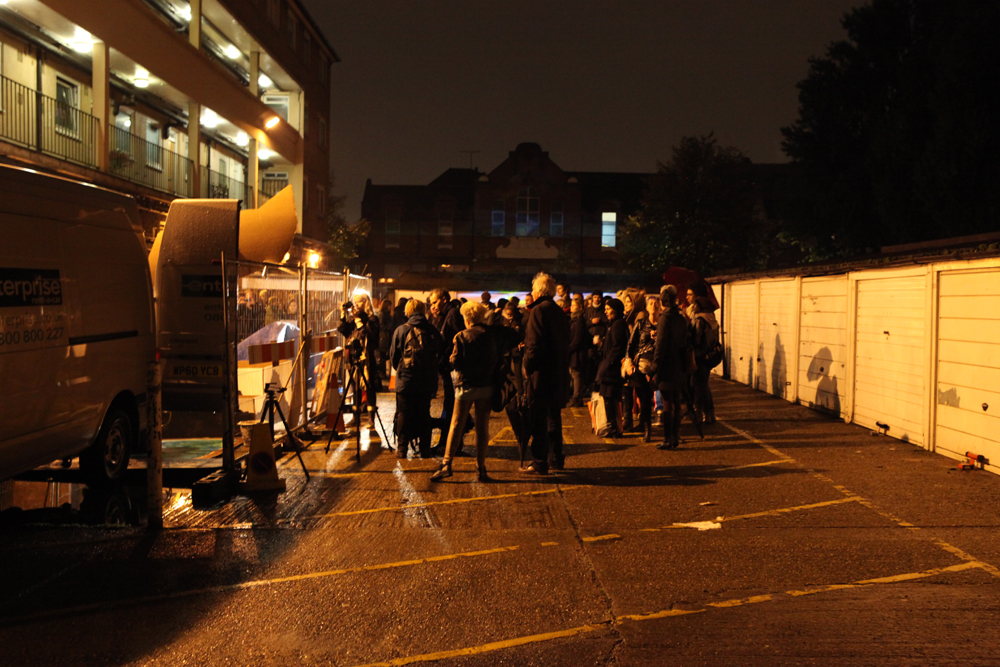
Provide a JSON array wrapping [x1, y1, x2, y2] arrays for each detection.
[[385, 209, 401, 249], [491, 200, 505, 236], [144, 118, 162, 171], [438, 209, 453, 249], [516, 187, 539, 237], [549, 201, 564, 237], [54, 76, 80, 137], [601, 211, 617, 248]]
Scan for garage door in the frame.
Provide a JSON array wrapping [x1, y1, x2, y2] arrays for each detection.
[[798, 276, 849, 417], [854, 275, 927, 444], [726, 282, 756, 386], [757, 279, 797, 399], [935, 270, 1000, 472]]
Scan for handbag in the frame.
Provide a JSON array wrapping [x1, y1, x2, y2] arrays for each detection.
[[621, 357, 635, 378], [492, 357, 518, 413], [637, 357, 656, 376]]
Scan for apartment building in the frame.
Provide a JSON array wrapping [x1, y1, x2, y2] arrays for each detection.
[[0, 0, 337, 259]]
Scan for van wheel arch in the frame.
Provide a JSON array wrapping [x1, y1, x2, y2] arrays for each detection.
[[80, 393, 139, 487]]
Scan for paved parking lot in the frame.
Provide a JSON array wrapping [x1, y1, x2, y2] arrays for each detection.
[[2, 377, 1000, 666]]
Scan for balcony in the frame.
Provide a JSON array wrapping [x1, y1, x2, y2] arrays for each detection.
[[0, 74, 99, 169], [110, 126, 192, 198], [206, 168, 248, 203]]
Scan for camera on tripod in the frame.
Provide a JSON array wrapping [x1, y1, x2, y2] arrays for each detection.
[[263, 382, 286, 398]]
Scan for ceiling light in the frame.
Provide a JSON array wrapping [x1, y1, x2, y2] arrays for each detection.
[[265, 116, 280, 129], [258, 73, 273, 89], [202, 110, 219, 128], [236, 131, 249, 147], [72, 40, 92, 53], [134, 76, 149, 88], [257, 148, 272, 160], [308, 253, 320, 268], [180, 5, 192, 21], [225, 44, 240, 59]]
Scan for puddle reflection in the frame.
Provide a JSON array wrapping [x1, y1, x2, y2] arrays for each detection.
[[0, 480, 154, 528]]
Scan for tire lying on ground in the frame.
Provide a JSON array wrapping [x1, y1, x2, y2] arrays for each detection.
[[79, 409, 132, 487]]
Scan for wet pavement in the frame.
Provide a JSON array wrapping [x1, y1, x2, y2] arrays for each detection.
[[2, 377, 999, 666]]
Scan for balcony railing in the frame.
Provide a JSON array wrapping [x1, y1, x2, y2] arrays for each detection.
[[110, 125, 192, 197], [0, 74, 99, 168], [206, 169, 248, 203]]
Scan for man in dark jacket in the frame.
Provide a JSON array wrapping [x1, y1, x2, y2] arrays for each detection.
[[654, 285, 690, 449], [521, 273, 571, 475], [429, 288, 466, 451], [389, 299, 443, 458], [596, 298, 628, 437]]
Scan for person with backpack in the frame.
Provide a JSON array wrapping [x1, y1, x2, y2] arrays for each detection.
[[389, 299, 444, 459], [690, 295, 721, 424]]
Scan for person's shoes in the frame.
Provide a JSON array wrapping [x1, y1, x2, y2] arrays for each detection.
[[419, 448, 433, 459], [622, 417, 635, 433], [430, 463, 453, 481], [643, 422, 653, 443], [567, 398, 583, 408], [550, 458, 565, 472], [656, 442, 672, 450], [396, 446, 408, 459], [477, 467, 492, 482], [653, 410, 663, 427], [704, 413, 716, 425], [596, 425, 620, 438], [519, 463, 549, 476]]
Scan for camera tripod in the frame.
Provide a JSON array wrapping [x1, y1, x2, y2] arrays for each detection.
[[325, 356, 393, 461], [259, 383, 309, 480]]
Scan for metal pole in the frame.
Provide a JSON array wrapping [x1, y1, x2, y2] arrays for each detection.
[[220, 251, 236, 472], [146, 359, 163, 529]]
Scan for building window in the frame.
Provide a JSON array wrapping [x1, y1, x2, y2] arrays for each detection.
[[385, 210, 400, 249], [550, 201, 564, 237], [516, 187, 539, 236], [601, 212, 617, 248], [302, 32, 311, 66], [316, 183, 326, 216], [267, 0, 280, 26], [54, 77, 79, 135], [492, 200, 505, 236], [262, 94, 289, 121], [287, 13, 298, 51], [438, 210, 453, 248], [145, 120, 162, 170]]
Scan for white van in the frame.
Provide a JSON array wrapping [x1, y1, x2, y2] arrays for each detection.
[[0, 165, 156, 485]]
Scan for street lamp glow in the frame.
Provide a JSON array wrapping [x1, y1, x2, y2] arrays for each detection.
[[180, 4, 192, 21], [225, 44, 240, 59], [265, 116, 280, 129], [257, 148, 272, 160], [258, 73, 273, 89], [236, 131, 249, 146], [308, 253, 320, 268]]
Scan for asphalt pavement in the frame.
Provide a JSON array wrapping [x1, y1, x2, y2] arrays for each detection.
[[1, 377, 999, 666]]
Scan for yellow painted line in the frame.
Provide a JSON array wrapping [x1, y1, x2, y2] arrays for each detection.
[[348, 559, 993, 666], [706, 594, 773, 608], [487, 426, 513, 447], [349, 623, 608, 667], [541, 542, 559, 547], [0, 545, 521, 625], [581, 534, 621, 543], [719, 421, 790, 460], [720, 496, 863, 522], [312, 488, 561, 518], [932, 542, 1000, 578]]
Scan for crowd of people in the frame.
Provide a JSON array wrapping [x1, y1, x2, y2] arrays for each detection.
[[333, 273, 722, 480]]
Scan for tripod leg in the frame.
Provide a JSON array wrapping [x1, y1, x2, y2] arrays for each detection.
[[272, 402, 310, 480], [325, 374, 355, 454]]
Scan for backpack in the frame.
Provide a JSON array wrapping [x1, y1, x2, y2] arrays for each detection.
[[695, 314, 723, 370], [400, 324, 436, 374]]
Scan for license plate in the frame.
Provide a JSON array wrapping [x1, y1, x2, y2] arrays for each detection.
[[167, 362, 224, 378]]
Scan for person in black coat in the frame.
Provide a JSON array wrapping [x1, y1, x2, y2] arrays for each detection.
[[654, 285, 691, 449], [429, 288, 466, 451], [337, 292, 381, 422], [568, 300, 593, 407], [389, 299, 443, 458], [520, 273, 571, 475], [596, 298, 628, 438]]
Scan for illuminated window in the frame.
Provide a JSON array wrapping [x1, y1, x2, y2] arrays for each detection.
[[492, 200, 505, 236], [601, 212, 617, 248], [262, 94, 289, 121], [55, 77, 79, 135], [438, 210, 453, 249], [516, 187, 539, 236], [145, 119, 162, 170], [385, 210, 400, 249], [550, 201, 564, 237]]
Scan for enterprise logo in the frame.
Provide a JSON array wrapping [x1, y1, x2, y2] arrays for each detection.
[[181, 274, 225, 298], [0, 268, 62, 308]]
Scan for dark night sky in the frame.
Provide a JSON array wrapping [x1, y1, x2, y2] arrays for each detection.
[[300, 1, 861, 220]]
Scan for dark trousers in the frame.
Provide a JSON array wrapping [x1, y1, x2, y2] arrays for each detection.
[[600, 383, 621, 432], [692, 366, 715, 418], [529, 404, 563, 471], [570, 368, 585, 402], [435, 367, 455, 445], [395, 392, 433, 456], [625, 376, 653, 424]]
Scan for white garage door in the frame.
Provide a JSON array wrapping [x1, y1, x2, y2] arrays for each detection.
[[854, 275, 927, 445], [757, 279, 797, 399], [935, 270, 1000, 472], [726, 282, 756, 386], [798, 276, 849, 417]]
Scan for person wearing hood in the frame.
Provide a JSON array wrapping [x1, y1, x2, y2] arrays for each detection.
[[691, 295, 720, 424], [389, 299, 444, 458], [595, 297, 628, 438]]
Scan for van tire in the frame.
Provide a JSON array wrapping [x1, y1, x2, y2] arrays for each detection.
[[80, 409, 132, 487]]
